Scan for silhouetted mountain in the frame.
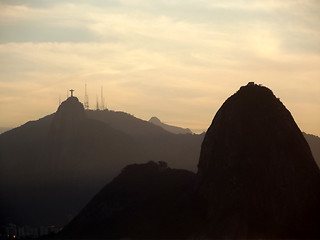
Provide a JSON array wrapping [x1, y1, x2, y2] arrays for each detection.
[[87, 110, 171, 137], [0, 114, 54, 225], [196, 83, 320, 238], [86, 109, 204, 171], [149, 116, 192, 134], [0, 127, 12, 134], [0, 97, 203, 227], [61, 161, 196, 239], [62, 83, 320, 239], [303, 132, 320, 168], [0, 97, 145, 226], [47, 97, 142, 180]]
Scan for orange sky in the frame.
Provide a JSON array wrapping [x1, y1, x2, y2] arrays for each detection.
[[0, 0, 319, 135]]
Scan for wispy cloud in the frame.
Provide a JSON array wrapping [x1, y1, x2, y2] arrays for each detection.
[[0, 0, 319, 134]]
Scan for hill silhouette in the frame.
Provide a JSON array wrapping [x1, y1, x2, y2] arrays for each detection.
[[303, 132, 320, 167], [61, 83, 320, 239], [86, 109, 204, 171], [61, 161, 196, 239], [1, 86, 319, 233], [149, 116, 192, 134], [0, 97, 144, 226], [0, 97, 203, 226]]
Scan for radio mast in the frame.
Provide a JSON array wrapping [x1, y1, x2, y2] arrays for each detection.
[[84, 84, 89, 110], [101, 86, 105, 110], [96, 95, 99, 110]]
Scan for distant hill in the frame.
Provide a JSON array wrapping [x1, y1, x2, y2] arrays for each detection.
[[303, 132, 320, 168], [87, 110, 171, 137], [0, 97, 204, 227], [149, 116, 192, 134], [86, 109, 204, 171]]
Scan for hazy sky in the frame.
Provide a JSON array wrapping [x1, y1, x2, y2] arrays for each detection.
[[0, 0, 319, 134]]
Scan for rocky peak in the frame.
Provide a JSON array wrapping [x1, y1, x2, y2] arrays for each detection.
[[50, 96, 87, 138], [55, 96, 86, 121], [149, 116, 192, 134], [195, 83, 320, 238], [149, 116, 161, 124]]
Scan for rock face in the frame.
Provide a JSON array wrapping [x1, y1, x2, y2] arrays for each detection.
[[196, 83, 320, 238]]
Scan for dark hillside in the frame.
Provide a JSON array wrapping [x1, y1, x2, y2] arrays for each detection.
[[0, 97, 203, 226], [61, 161, 196, 239], [196, 83, 320, 238]]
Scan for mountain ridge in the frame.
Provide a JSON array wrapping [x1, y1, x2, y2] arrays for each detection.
[[0, 97, 203, 226], [0, 97, 146, 226], [1, 89, 320, 231], [149, 116, 192, 134]]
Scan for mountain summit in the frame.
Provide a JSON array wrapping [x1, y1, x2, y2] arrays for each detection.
[[51, 96, 86, 136], [55, 96, 86, 120], [149, 116, 192, 134], [196, 83, 320, 238]]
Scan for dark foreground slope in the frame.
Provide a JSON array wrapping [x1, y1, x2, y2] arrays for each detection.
[[61, 161, 196, 239], [62, 83, 320, 239], [196, 83, 320, 238]]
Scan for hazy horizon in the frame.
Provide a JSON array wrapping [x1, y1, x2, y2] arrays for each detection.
[[0, 0, 319, 135]]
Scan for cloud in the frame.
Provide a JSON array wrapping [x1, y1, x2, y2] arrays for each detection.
[[199, 0, 310, 11], [0, 0, 319, 135]]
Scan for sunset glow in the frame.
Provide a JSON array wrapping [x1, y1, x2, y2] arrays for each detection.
[[0, 0, 319, 134]]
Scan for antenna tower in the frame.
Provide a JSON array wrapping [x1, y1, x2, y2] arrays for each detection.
[[84, 84, 89, 109], [100, 86, 105, 110], [96, 95, 100, 110]]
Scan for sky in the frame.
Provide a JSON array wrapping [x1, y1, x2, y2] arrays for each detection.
[[0, 0, 319, 134]]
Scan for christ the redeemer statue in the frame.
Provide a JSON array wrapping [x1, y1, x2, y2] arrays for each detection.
[[70, 89, 75, 97]]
